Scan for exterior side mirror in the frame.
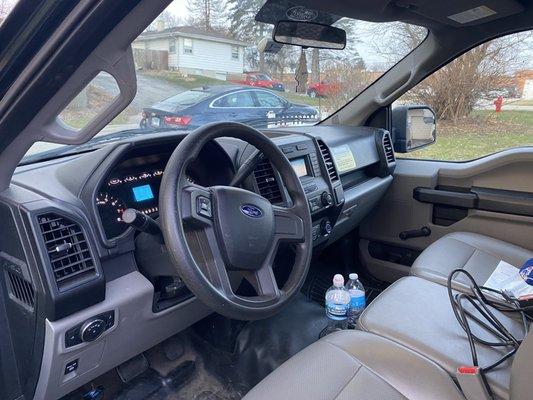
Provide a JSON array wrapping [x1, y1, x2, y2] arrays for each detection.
[[392, 105, 436, 153]]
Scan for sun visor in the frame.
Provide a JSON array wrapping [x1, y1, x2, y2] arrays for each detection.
[[255, 0, 342, 26], [396, 0, 525, 27]]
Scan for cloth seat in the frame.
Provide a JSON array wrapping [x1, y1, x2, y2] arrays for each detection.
[[243, 330, 465, 400], [410, 232, 533, 291], [357, 276, 528, 400]]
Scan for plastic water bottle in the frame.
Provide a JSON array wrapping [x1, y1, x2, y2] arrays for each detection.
[[346, 273, 366, 326], [321, 274, 350, 337]]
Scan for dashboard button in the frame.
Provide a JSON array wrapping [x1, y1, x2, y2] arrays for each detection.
[[65, 327, 82, 348], [321, 219, 333, 236], [321, 192, 333, 207], [64, 359, 79, 375], [80, 319, 106, 342]]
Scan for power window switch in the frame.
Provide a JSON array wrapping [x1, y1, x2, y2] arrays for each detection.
[[64, 359, 79, 375]]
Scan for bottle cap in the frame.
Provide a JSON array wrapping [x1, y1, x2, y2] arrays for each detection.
[[349, 273, 358, 280], [333, 274, 344, 287]]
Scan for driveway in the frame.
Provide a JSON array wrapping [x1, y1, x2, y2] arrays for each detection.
[[92, 71, 185, 110]]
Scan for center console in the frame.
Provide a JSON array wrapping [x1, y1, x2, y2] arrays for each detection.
[[253, 136, 345, 246]]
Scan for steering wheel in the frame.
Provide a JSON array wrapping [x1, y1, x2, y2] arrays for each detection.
[[159, 122, 312, 320]]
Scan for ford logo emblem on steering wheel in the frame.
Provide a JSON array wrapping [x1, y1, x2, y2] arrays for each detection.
[[240, 204, 263, 218]]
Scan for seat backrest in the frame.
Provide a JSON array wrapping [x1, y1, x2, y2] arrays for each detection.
[[510, 330, 533, 399]]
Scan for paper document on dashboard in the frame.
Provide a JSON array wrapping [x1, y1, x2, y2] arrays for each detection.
[[483, 260, 533, 297]]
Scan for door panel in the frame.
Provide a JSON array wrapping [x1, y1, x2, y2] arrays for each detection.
[[359, 148, 533, 282]]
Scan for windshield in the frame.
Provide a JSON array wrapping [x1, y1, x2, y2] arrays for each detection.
[[22, 0, 427, 161]]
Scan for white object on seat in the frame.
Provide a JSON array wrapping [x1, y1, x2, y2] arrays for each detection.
[[410, 232, 533, 291]]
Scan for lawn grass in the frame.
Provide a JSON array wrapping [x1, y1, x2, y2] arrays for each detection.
[[142, 70, 322, 107], [143, 70, 231, 90], [511, 99, 533, 106], [405, 109, 533, 161]]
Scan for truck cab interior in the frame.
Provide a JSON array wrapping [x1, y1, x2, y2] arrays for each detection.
[[0, 1, 532, 399]]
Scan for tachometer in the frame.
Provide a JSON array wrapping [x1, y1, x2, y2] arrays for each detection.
[[96, 193, 128, 238]]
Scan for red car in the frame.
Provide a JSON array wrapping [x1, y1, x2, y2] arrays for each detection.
[[307, 81, 340, 98], [229, 72, 285, 91]]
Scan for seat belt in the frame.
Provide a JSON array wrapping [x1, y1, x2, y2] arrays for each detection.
[[456, 366, 492, 400]]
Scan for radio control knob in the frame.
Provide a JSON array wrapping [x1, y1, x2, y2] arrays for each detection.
[[80, 318, 106, 342], [321, 219, 333, 236], [321, 192, 333, 207]]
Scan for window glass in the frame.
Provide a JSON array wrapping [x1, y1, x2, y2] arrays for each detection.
[[0, 0, 18, 27], [231, 45, 239, 60], [396, 30, 533, 161], [57, 72, 120, 131], [24, 1, 427, 161], [183, 38, 193, 54], [213, 91, 255, 107], [255, 91, 285, 108]]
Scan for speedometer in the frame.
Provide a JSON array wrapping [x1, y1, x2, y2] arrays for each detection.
[[96, 193, 128, 238]]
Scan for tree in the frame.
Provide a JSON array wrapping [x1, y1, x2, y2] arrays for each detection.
[[400, 32, 530, 121], [187, 0, 224, 31], [226, 0, 271, 71], [147, 10, 182, 31]]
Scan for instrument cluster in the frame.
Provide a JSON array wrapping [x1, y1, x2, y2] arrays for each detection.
[[96, 166, 167, 239]]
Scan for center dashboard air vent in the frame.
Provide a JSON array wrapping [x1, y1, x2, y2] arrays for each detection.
[[37, 213, 97, 292], [253, 159, 283, 204], [317, 140, 339, 182]]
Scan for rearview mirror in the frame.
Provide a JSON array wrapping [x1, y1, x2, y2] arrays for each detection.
[[392, 105, 436, 153], [273, 21, 346, 50]]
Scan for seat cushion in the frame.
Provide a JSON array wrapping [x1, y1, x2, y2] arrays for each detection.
[[358, 276, 527, 400], [411, 232, 533, 291], [243, 330, 464, 400]]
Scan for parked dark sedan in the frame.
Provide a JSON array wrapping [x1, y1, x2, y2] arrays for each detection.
[[140, 85, 319, 130]]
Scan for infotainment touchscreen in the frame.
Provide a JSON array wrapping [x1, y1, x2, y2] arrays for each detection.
[[290, 157, 309, 178]]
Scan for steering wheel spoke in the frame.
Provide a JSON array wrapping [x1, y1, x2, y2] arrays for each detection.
[[272, 205, 305, 243]]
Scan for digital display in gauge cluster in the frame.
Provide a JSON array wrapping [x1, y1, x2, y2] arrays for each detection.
[[96, 167, 164, 238]]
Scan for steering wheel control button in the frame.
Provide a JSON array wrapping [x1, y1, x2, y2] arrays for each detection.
[[196, 196, 212, 218], [64, 359, 79, 375], [80, 318, 106, 342]]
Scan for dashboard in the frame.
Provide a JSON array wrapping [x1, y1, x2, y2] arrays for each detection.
[[4, 126, 395, 400]]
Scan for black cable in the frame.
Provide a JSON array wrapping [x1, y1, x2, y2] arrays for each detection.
[[447, 269, 529, 397]]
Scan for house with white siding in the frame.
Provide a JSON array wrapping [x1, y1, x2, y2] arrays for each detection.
[[132, 26, 247, 80]]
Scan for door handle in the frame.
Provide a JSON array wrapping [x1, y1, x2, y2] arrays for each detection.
[[399, 227, 431, 240]]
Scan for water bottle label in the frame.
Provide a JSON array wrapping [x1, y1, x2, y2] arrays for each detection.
[[325, 300, 348, 320], [350, 296, 366, 309], [349, 289, 366, 309]]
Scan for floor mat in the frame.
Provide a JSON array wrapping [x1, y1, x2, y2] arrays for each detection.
[[63, 295, 329, 400], [302, 262, 389, 306]]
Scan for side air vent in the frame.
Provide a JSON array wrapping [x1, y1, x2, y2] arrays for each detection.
[[254, 159, 283, 203], [6, 271, 35, 311], [317, 140, 339, 182], [37, 213, 97, 292], [383, 132, 395, 164]]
